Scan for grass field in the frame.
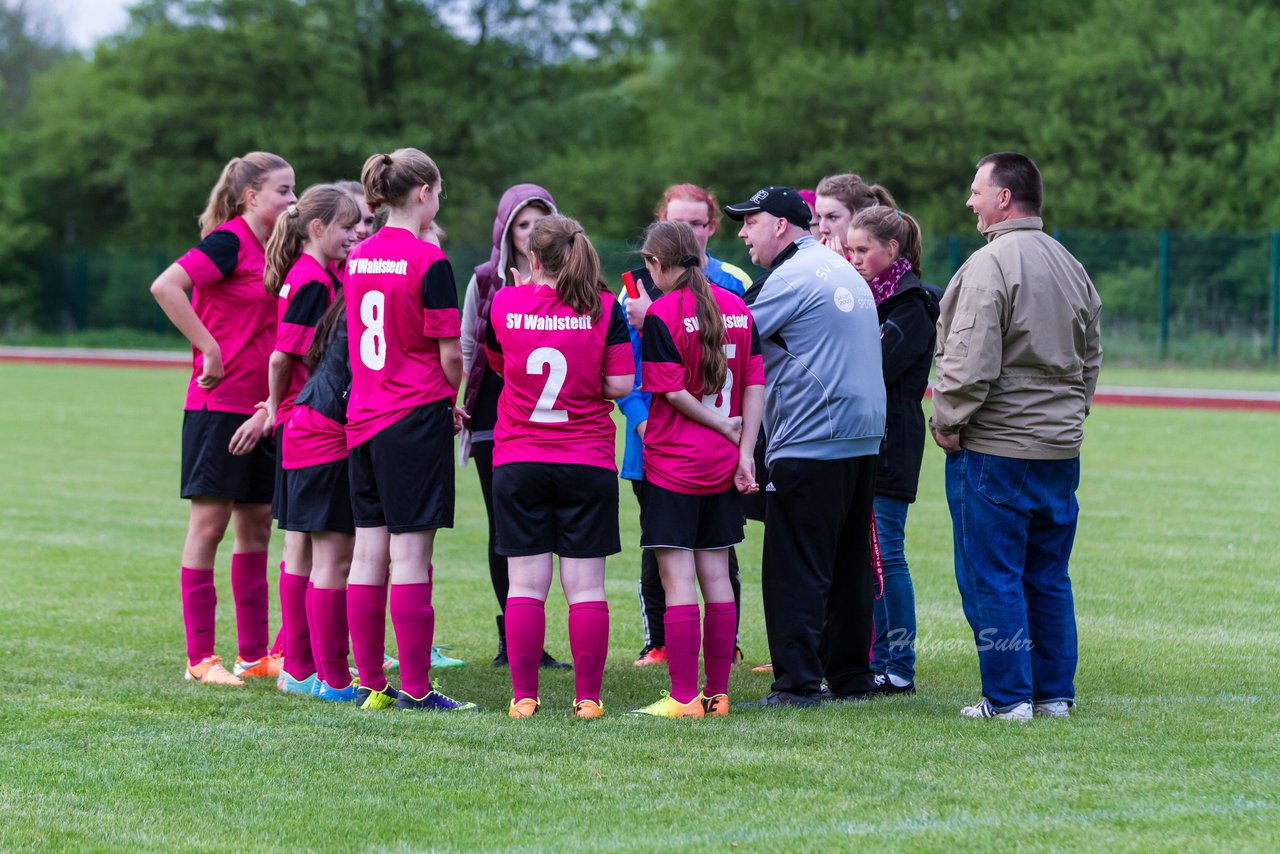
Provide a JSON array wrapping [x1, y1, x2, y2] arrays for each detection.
[[1, 362, 1277, 851]]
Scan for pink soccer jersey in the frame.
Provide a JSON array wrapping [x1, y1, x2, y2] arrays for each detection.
[[342, 226, 461, 448], [283, 404, 347, 470], [641, 286, 765, 494], [485, 285, 632, 471], [274, 254, 339, 427], [175, 216, 276, 415]]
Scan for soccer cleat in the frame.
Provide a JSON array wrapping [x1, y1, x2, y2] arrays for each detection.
[[314, 679, 359, 702], [356, 684, 400, 710], [397, 688, 479, 712], [431, 645, 466, 669], [633, 645, 667, 667], [573, 699, 604, 719], [733, 646, 744, 665], [1034, 700, 1071, 718], [736, 690, 821, 709], [701, 693, 729, 717], [750, 662, 773, 673], [185, 655, 245, 686], [509, 697, 541, 719], [961, 698, 1033, 721], [540, 650, 571, 670], [872, 673, 917, 696], [349, 653, 401, 678], [276, 670, 318, 695], [625, 692, 704, 718], [233, 655, 283, 678]]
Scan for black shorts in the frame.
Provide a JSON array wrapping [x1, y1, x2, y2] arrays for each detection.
[[348, 401, 454, 533], [493, 463, 620, 558], [285, 458, 355, 535], [181, 409, 275, 504], [640, 481, 745, 551], [272, 424, 288, 527]]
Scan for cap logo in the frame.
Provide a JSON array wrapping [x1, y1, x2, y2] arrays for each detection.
[[750, 189, 769, 204]]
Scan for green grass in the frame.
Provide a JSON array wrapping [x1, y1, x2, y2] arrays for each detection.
[[1, 362, 1277, 851]]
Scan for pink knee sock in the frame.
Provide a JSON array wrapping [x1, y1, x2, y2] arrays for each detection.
[[306, 581, 323, 679], [311, 587, 351, 689], [347, 582, 388, 692], [389, 583, 434, 699], [230, 551, 269, 661], [665, 604, 701, 704], [505, 597, 545, 701], [568, 601, 609, 704], [278, 572, 313, 679], [181, 567, 216, 665], [702, 601, 736, 697], [269, 562, 285, 656]]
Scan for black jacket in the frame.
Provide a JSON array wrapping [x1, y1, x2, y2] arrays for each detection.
[[875, 271, 940, 502]]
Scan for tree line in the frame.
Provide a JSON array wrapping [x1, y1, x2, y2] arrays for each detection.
[[3, 0, 1279, 329]]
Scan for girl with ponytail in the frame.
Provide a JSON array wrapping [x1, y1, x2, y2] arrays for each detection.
[[150, 151, 296, 686], [625, 220, 765, 719], [485, 214, 634, 719], [259, 183, 359, 694]]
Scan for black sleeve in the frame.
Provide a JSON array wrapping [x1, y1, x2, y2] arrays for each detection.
[[641, 315, 681, 364], [194, 230, 240, 278], [606, 299, 631, 347], [881, 297, 937, 384], [749, 322, 762, 357], [281, 280, 330, 327], [420, 258, 459, 311], [485, 304, 502, 355]]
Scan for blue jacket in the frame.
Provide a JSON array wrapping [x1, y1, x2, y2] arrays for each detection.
[[617, 252, 751, 480], [744, 236, 886, 465]]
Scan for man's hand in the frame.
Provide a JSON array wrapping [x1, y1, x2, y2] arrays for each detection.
[[932, 426, 961, 453]]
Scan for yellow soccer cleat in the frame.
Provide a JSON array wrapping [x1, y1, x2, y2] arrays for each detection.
[[625, 692, 704, 719]]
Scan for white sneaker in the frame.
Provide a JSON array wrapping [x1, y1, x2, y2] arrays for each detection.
[[1033, 700, 1071, 718], [960, 698, 1033, 721]]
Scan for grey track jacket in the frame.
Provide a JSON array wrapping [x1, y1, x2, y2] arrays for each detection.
[[744, 236, 886, 466]]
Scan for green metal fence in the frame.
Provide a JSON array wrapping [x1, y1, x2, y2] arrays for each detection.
[[28, 229, 1280, 363]]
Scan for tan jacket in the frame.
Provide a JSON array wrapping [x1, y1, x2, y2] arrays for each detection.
[[931, 217, 1102, 460]]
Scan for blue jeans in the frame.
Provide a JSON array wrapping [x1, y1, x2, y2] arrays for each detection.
[[946, 449, 1079, 711], [872, 496, 916, 681]]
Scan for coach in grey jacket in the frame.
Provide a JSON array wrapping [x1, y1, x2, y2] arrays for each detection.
[[725, 186, 887, 706]]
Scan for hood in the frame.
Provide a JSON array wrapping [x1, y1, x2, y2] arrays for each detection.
[[487, 183, 558, 279]]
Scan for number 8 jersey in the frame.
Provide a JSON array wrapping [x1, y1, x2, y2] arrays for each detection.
[[485, 284, 632, 471], [343, 225, 461, 449]]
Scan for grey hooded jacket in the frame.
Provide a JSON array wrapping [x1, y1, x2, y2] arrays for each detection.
[[744, 235, 886, 466]]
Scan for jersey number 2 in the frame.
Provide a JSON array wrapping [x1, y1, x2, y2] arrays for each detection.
[[701, 343, 736, 415], [527, 347, 568, 423], [359, 290, 385, 370]]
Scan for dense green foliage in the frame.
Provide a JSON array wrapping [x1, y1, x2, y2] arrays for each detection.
[[3, 0, 1280, 341], [2, 361, 1278, 849]]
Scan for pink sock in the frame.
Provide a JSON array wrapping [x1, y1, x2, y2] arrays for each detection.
[[306, 581, 323, 679], [665, 604, 701, 704], [269, 562, 286, 656], [279, 572, 314, 678], [230, 551, 269, 661], [568, 601, 609, 704], [312, 587, 351, 689], [389, 583, 434, 699], [702, 601, 736, 697], [505, 597, 545, 701], [347, 583, 388, 692], [181, 567, 216, 665]]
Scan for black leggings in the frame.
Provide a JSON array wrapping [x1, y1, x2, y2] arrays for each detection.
[[472, 440, 508, 609]]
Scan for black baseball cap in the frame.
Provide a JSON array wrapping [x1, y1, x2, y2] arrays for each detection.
[[723, 186, 812, 229]]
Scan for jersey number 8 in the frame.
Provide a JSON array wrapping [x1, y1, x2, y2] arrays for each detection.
[[359, 290, 386, 370]]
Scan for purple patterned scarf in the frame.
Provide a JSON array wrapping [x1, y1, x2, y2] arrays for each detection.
[[867, 255, 913, 306]]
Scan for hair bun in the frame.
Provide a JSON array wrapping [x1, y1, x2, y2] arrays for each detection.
[[381, 154, 393, 166], [286, 204, 299, 218]]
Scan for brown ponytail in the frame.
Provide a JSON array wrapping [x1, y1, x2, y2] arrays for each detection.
[[198, 151, 290, 237], [815, 172, 899, 215], [529, 215, 604, 322], [305, 299, 346, 371], [851, 205, 924, 275], [263, 184, 359, 296], [360, 148, 440, 212], [641, 221, 727, 395]]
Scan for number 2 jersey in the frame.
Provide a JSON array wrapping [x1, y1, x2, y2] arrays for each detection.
[[485, 284, 632, 471], [641, 286, 765, 494], [342, 226, 460, 449]]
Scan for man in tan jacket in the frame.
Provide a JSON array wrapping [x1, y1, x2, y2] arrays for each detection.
[[932, 151, 1102, 722]]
